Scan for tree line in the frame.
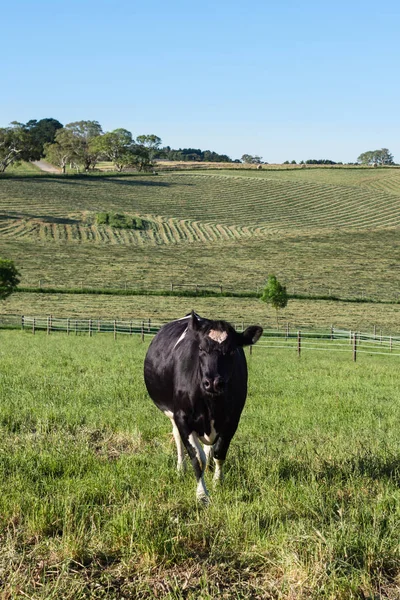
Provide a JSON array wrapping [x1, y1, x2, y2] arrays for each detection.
[[0, 119, 234, 173], [0, 118, 397, 172]]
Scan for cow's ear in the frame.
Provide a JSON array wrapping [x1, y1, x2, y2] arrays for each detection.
[[189, 310, 201, 331], [238, 325, 263, 346]]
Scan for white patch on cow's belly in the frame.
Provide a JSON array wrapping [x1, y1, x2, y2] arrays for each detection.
[[208, 330, 227, 344], [163, 409, 174, 419], [199, 420, 218, 445]]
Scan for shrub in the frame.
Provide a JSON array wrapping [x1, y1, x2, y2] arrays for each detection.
[[95, 212, 146, 230], [96, 212, 109, 225]]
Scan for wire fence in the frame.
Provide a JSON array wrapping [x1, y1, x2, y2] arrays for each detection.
[[16, 280, 400, 302], [0, 315, 397, 361]]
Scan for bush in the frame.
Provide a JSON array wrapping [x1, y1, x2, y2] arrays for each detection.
[[96, 212, 109, 225], [95, 212, 146, 230]]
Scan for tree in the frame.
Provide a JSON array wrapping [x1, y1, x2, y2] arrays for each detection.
[[24, 118, 63, 159], [0, 259, 20, 300], [305, 159, 336, 165], [136, 135, 162, 161], [241, 154, 263, 164], [133, 135, 162, 171], [357, 148, 394, 166], [261, 274, 288, 328], [0, 123, 30, 172], [65, 120, 103, 171], [89, 128, 135, 171], [44, 128, 76, 173]]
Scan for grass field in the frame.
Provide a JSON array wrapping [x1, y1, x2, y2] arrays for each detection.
[[1, 330, 400, 598], [1, 167, 400, 304]]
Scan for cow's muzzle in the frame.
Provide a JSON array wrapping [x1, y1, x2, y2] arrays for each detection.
[[203, 376, 225, 396]]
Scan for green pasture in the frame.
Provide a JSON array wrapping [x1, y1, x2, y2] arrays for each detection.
[[1, 330, 400, 598], [2, 293, 400, 335], [0, 168, 400, 302]]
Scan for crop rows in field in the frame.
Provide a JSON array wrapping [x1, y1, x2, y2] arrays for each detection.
[[1, 173, 400, 237], [0, 215, 264, 246]]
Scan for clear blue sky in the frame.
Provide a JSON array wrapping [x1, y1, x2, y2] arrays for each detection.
[[2, 0, 399, 163]]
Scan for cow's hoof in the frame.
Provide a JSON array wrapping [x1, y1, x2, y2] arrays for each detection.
[[197, 493, 210, 506]]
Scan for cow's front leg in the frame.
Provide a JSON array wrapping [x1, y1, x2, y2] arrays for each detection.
[[175, 415, 209, 503]]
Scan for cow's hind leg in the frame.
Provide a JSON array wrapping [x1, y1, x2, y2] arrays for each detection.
[[211, 434, 234, 486], [170, 418, 186, 473], [204, 443, 214, 471]]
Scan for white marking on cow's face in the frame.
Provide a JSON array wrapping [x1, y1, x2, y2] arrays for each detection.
[[199, 420, 218, 445], [173, 327, 188, 349], [208, 330, 228, 344]]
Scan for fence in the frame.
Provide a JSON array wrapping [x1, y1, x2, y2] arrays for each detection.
[[6, 315, 399, 361]]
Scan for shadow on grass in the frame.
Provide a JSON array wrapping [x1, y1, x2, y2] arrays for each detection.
[[0, 212, 81, 225], [0, 172, 194, 188]]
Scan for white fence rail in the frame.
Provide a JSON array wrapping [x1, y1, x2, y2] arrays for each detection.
[[10, 316, 400, 361]]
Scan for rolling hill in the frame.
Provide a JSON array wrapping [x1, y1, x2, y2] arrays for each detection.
[[0, 166, 399, 301]]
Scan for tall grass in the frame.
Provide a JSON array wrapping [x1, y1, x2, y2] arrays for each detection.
[[1, 330, 400, 597]]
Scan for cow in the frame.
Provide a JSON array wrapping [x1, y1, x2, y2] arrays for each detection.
[[143, 311, 263, 503]]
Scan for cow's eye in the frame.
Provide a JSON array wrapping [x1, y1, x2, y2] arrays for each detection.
[[199, 347, 206, 355]]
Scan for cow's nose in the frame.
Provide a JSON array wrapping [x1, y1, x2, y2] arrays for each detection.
[[203, 376, 224, 394], [213, 376, 224, 391], [203, 378, 212, 391]]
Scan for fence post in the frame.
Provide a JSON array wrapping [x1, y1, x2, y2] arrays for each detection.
[[114, 320, 117, 341], [32, 318, 35, 335], [67, 318, 70, 335], [330, 325, 334, 340], [148, 318, 151, 333], [373, 325, 376, 338], [297, 331, 301, 358], [353, 332, 357, 362], [390, 336, 393, 353], [47, 316, 50, 335], [98, 320, 101, 333], [141, 321, 144, 342], [89, 319, 92, 337], [21, 316, 25, 331], [75, 320, 78, 335], [286, 322, 289, 339]]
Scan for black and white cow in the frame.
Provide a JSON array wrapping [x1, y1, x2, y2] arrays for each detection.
[[143, 311, 263, 502]]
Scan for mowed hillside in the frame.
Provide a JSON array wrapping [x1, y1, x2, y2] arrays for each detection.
[[0, 166, 400, 298]]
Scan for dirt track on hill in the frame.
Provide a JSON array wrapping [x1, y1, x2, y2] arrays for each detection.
[[32, 160, 61, 173]]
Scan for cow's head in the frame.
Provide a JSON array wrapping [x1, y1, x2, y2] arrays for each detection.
[[188, 311, 263, 397]]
